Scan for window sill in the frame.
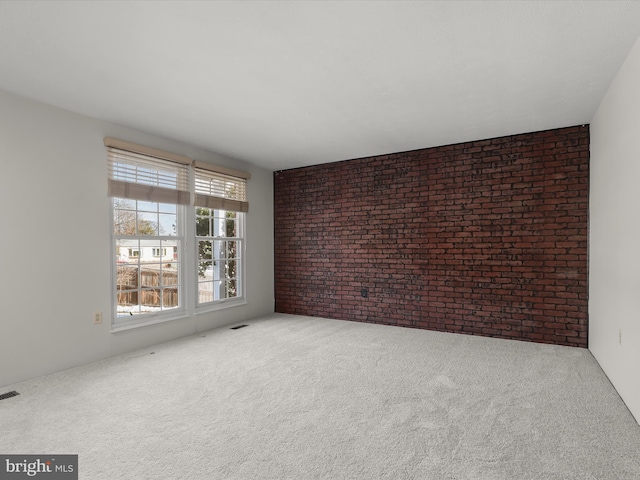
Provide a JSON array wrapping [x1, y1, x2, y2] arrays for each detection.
[[110, 309, 188, 333], [195, 297, 247, 315]]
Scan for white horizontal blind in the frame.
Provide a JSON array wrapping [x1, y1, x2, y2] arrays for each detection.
[[107, 147, 191, 205], [194, 162, 249, 212]]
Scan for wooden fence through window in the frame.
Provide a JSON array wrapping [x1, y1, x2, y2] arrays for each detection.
[[117, 265, 178, 307]]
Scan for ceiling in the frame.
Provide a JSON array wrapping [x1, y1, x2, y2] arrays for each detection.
[[1, 1, 640, 171]]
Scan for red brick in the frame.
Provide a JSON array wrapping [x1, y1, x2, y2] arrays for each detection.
[[274, 125, 589, 347]]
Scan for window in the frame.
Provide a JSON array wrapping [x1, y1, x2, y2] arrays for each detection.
[[107, 138, 190, 329], [113, 204, 181, 319], [194, 161, 248, 308], [196, 208, 244, 304], [106, 137, 249, 330]]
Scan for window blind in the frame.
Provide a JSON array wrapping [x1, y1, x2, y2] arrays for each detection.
[[105, 139, 191, 205], [194, 161, 250, 212]]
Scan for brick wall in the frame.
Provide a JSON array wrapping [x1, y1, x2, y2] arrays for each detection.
[[274, 126, 589, 347]]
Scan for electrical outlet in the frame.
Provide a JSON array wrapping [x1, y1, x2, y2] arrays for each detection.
[[94, 312, 103, 325]]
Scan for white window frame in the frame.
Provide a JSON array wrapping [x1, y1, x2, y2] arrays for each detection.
[[194, 208, 247, 313], [106, 137, 250, 331], [111, 201, 187, 332]]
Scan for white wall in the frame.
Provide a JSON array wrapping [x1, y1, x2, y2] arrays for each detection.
[[590, 36, 640, 422], [0, 90, 274, 388]]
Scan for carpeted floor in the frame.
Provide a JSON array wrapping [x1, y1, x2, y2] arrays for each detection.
[[1, 313, 639, 479]]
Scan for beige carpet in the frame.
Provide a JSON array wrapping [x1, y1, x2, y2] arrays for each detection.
[[1, 313, 639, 479]]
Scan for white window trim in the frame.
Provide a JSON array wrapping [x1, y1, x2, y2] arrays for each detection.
[[110, 202, 188, 332], [106, 138, 250, 332], [193, 212, 247, 314]]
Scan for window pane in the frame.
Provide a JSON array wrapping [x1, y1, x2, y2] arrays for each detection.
[[137, 201, 157, 212], [163, 287, 178, 308], [211, 215, 226, 237], [198, 239, 212, 279], [137, 211, 159, 236], [141, 288, 162, 308], [213, 280, 223, 299], [159, 214, 177, 236], [162, 268, 179, 286], [116, 239, 139, 264], [116, 265, 139, 289], [113, 199, 137, 235], [219, 241, 227, 259], [199, 261, 212, 279], [196, 208, 211, 236], [198, 280, 213, 303], [227, 241, 238, 259], [140, 268, 161, 287], [226, 260, 237, 279], [117, 295, 140, 317], [199, 240, 212, 261], [225, 217, 237, 237], [159, 203, 176, 214]]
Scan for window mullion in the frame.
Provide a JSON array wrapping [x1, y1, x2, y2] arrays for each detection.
[[185, 168, 197, 317]]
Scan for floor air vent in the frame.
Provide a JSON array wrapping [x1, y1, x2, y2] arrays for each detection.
[[0, 391, 19, 401], [230, 324, 249, 330]]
